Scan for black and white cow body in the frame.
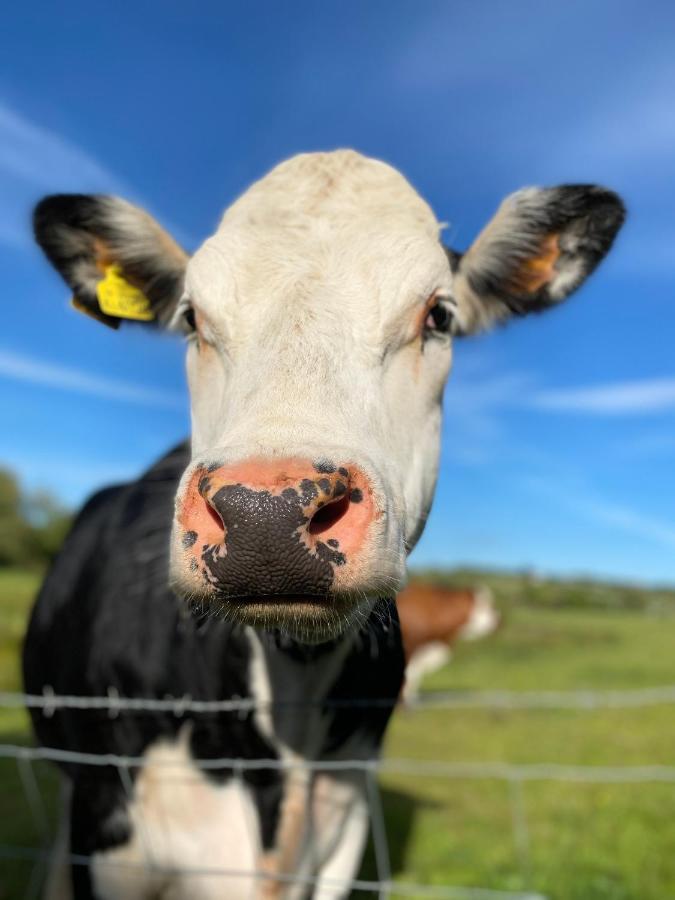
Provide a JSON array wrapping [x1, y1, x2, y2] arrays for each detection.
[[23, 150, 624, 898], [25, 443, 403, 898]]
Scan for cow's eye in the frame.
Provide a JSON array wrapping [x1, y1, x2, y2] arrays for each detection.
[[424, 301, 454, 336], [182, 306, 197, 333]]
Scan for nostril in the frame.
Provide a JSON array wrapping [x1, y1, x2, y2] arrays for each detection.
[[308, 494, 350, 536], [205, 499, 225, 534]]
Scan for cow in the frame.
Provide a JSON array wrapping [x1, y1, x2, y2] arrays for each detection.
[[396, 583, 500, 702], [22, 150, 624, 899]]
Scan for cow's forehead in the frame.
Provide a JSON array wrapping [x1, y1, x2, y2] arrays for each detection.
[[220, 150, 439, 234], [187, 151, 446, 309]]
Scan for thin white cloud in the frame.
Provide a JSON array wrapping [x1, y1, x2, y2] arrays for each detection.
[[0, 347, 185, 410], [441, 367, 675, 474], [0, 100, 128, 252], [0, 99, 197, 252], [447, 363, 675, 420], [446, 370, 532, 414], [524, 476, 675, 552], [531, 378, 675, 415], [0, 100, 126, 193], [441, 368, 533, 465], [1, 450, 138, 493]]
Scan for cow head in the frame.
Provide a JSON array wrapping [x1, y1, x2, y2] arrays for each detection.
[[33, 151, 624, 640]]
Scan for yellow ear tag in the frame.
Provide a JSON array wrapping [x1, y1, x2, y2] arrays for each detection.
[[96, 264, 155, 321]]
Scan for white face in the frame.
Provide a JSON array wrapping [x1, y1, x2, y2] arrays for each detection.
[[171, 153, 455, 629], [34, 149, 624, 638]]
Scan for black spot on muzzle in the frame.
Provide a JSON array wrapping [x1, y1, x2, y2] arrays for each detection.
[[182, 530, 198, 549]]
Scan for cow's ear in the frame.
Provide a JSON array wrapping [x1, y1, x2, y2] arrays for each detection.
[[447, 185, 625, 336], [33, 194, 188, 329]]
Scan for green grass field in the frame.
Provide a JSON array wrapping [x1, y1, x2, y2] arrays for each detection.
[[1, 568, 674, 899]]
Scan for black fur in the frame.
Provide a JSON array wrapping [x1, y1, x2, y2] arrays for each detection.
[[22, 443, 404, 897]]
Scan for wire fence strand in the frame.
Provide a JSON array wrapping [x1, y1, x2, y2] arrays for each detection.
[[3, 743, 675, 784], [4, 685, 675, 898], [4, 683, 675, 714]]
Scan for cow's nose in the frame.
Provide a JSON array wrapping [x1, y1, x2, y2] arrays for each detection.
[[177, 457, 375, 596]]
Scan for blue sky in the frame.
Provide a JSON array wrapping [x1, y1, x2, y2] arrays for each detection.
[[1, 1, 674, 584]]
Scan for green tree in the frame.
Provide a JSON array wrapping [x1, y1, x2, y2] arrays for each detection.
[[0, 469, 72, 567], [0, 468, 29, 565], [23, 489, 72, 564]]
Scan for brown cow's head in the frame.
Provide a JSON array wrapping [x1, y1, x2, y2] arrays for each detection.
[[33, 151, 624, 640]]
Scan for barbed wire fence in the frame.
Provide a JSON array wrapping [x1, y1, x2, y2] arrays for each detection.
[[3, 685, 675, 899]]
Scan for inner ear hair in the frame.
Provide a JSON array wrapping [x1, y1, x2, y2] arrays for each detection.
[[447, 184, 626, 335], [33, 194, 188, 327]]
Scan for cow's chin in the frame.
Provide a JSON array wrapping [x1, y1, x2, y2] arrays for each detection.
[[215, 593, 378, 642], [171, 578, 379, 642]]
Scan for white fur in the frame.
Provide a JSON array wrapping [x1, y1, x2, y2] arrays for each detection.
[[172, 151, 454, 603], [403, 642, 452, 703], [457, 586, 500, 641], [90, 731, 260, 900], [157, 152, 619, 622], [305, 775, 369, 900]]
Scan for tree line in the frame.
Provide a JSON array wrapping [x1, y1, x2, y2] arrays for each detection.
[[0, 468, 72, 568]]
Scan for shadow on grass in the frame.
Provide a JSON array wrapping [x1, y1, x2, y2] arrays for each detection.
[[359, 784, 440, 890]]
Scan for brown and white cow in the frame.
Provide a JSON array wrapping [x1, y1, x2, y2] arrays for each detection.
[[397, 583, 500, 701], [24, 150, 624, 898]]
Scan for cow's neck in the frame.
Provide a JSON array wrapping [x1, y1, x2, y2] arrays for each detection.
[[246, 626, 356, 759]]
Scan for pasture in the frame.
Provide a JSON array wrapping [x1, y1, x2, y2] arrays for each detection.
[[1, 567, 674, 899]]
